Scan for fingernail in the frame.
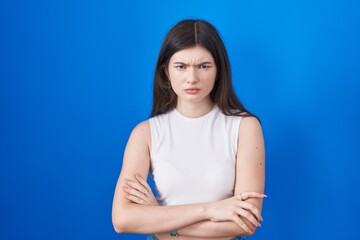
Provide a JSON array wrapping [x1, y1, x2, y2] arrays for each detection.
[[263, 194, 267, 198]]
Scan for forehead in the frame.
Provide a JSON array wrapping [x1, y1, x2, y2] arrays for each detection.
[[169, 45, 214, 63]]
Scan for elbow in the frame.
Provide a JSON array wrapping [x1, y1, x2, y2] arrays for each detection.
[[112, 203, 142, 233], [113, 226, 123, 234], [112, 218, 124, 234], [112, 215, 129, 234]]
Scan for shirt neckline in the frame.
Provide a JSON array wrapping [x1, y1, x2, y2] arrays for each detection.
[[172, 105, 218, 121]]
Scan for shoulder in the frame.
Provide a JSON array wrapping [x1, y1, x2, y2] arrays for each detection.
[[134, 120, 150, 129], [238, 116, 263, 142], [240, 116, 261, 130], [129, 120, 151, 145]]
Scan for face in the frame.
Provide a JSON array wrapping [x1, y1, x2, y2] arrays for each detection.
[[167, 45, 217, 107]]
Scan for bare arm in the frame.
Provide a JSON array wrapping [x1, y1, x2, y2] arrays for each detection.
[[177, 116, 266, 237], [112, 117, 265, 235], [112, 121, 209, 234]]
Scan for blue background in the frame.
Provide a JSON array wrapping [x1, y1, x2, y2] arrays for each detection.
[[1, 0, 359, 239]]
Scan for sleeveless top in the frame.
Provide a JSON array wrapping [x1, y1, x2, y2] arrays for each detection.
[[149, 105, 243, 206]]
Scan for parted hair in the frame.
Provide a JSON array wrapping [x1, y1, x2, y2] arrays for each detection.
[[151, 19, 255, 118]]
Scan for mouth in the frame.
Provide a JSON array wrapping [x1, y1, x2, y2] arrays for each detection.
[[184, 88, 200, 94]]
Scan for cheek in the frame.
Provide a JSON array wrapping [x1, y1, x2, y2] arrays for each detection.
[[168, 71, 183, 87], [168, 68, 182, 80], [169, 79, 182, 94], [206, 75, 217, 92], [203, 72, 217, 85]]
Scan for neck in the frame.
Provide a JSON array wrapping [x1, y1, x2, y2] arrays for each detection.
[[176, 99, 215, 118]]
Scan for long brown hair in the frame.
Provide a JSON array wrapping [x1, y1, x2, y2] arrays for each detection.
[[151, 19, 255, 118]]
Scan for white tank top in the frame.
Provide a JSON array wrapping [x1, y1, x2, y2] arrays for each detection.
[[149, 105, 243, 206]]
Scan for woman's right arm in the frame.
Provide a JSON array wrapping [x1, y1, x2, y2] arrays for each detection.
[[112, 120, 209, 234], [111, 121, 262, 234]]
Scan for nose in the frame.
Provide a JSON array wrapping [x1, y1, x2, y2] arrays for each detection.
[[186, 68, 199, 84]]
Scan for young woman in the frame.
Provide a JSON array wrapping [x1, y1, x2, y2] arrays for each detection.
[[112, 19, 266, 240]]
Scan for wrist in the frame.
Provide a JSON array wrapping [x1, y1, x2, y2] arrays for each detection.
[[169, 230, 178, 237]]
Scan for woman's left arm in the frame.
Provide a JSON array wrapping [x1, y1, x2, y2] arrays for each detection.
[[177, 116, 266, 237]]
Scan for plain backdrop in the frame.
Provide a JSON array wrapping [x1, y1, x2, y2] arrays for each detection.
[[1, 0, 359, 239]]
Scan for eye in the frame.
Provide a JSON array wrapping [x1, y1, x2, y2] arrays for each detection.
[[199, 65, 211, 69], [175, 65, 186, 70]]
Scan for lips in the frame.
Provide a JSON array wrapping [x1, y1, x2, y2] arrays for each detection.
[[184, 88, 200, 94]]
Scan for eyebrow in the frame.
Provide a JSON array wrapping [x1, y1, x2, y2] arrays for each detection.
[[173, 61, 213, 66]]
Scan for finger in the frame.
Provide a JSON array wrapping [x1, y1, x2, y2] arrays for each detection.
[[236, 208, 261, 227], [126, 178, 149, 195], [124, 178, 149, 196], [124, 193, 147, 205], [135, 174, 152, 192], [122, 186, 149, 203], [238, 201, 263, 222], [231, 215, 252, 234], [134, 175, 154, 200], [239, 192, 267, 201]]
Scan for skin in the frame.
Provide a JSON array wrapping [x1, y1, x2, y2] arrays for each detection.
[[167, 45, 217, 118], [112, 45, 266, 239]]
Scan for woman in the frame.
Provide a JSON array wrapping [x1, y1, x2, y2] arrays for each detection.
[[112, 19, 266, 240]]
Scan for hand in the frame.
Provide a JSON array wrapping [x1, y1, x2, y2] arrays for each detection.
[[122, 174, 159, 206], [205, 192, 266, 234]]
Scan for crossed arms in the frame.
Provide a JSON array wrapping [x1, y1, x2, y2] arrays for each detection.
[[112, 116, 265, 238]]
